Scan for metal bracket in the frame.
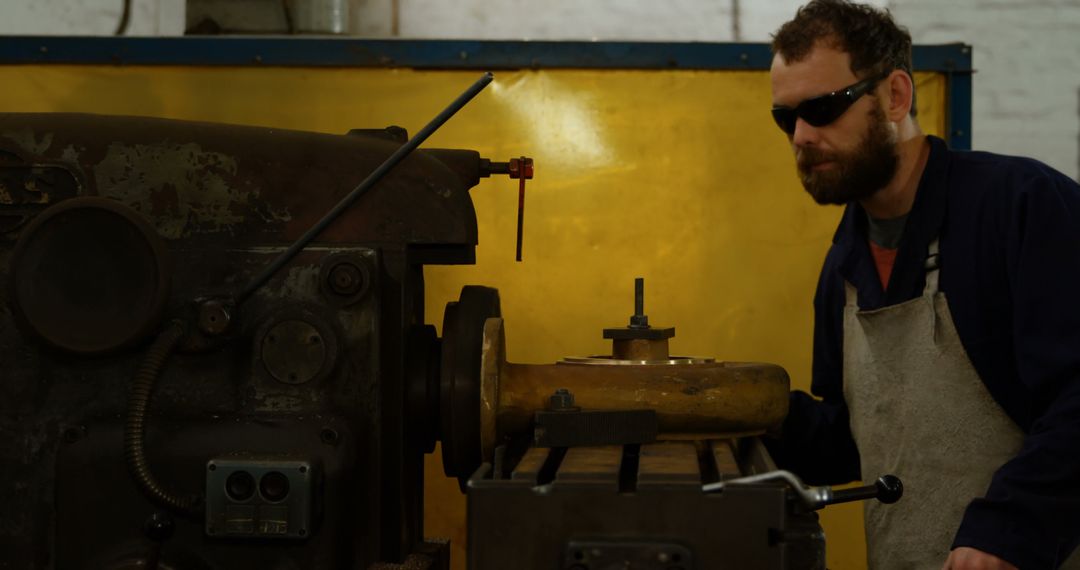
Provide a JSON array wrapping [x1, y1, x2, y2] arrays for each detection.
[[534, 408, 657, 448]]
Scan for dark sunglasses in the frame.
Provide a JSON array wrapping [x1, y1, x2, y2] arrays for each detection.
[[771, 74, 885, 135]]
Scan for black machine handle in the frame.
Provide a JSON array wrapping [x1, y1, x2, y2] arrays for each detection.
[[702, 470, 904, 511], [828, 474, 903, 506]]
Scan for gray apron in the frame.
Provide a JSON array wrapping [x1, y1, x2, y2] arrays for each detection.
[[842, 240, 1072, 569]]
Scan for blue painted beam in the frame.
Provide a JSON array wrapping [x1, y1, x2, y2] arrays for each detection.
[[0, 37, 970, 72], [0, 36, 972, 148]]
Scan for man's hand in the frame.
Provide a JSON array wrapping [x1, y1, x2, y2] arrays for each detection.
[[942, 547, 1019, 570]]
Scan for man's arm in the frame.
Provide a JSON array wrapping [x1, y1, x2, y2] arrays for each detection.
[[943, 547, 1019, 570], [951, 162, 1080, 568]]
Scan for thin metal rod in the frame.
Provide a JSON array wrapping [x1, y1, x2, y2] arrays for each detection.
[[235, 71, 495, 304], [515, 174, 525, 261], [635, 277, 644, 316]]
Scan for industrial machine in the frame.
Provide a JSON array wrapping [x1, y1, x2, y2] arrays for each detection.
[[0, 76, 899, 570]]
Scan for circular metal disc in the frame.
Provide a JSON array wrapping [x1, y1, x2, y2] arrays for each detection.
[[439, 285, 500, 484], [10, 197, 170, 354], [261, 320, 327, 384]]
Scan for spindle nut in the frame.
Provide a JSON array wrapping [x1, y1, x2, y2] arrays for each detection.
[[549, 388, 580, 412], [328, 262, 364, 296], [198, 299, 232, 336]]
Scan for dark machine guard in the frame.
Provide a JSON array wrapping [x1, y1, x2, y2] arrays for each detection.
[[0, 104, 899, 568], [0, 108, 502, 569]]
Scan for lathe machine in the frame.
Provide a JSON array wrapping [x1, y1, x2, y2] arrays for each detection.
[[0, 78, 899, 570]]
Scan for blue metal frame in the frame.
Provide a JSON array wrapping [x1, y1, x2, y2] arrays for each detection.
[[0, 37, 972, 148]]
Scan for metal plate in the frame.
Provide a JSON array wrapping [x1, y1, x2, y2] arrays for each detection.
[[205, 457, 314, 540], [9, 196, 170, 354], [439, 285, 501, 483]]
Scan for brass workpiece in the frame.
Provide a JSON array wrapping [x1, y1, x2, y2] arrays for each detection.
[[478, 317, 790, 463], [611, 337, 671, 361]]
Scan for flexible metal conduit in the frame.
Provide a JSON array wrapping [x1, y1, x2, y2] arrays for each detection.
[[124, 320, 202, 516]]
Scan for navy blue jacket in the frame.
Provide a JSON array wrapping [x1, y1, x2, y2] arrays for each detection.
[[767, 135, 1080, 568]]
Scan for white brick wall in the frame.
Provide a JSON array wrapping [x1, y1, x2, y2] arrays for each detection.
[[889, 0, 1080, 179], [394, 0, 737, 41], [0, 0, 184, 35]]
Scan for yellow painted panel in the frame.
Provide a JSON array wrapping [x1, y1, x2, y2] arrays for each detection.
[[0, 64, 947, 570]]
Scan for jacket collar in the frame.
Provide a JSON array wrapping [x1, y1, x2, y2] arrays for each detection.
[[832, 135, 951, 308]]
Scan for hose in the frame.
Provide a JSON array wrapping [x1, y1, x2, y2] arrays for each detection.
[[124, 319, 203, 516], [114, 0, 131, 35]]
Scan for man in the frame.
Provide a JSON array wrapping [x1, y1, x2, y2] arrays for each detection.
[[764, 1, 1080, 569]]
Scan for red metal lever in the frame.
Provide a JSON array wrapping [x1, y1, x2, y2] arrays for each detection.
[[508, 157, 534, 262]]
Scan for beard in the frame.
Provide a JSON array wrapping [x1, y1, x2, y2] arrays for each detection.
[[796, 104, 899, 205]]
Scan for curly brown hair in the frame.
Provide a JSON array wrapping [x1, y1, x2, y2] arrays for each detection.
[[772, 0, 916, 115]]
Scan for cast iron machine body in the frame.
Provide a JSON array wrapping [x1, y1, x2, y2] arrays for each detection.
[[0, 108, 516, 569]]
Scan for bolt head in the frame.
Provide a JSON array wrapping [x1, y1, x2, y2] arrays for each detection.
[[328, 263, 363, 296], [197, 299, 232, 336]]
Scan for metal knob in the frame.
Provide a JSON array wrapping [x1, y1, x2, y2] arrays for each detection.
[[828, 474, 904, 506]]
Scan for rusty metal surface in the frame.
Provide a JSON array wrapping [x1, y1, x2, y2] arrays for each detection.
[[0, 113, 480, 250], [0, 112, 491, 569]]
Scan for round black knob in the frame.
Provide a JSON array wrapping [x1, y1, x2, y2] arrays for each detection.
[[260, 471, 291, 502], [143, 512, 175, 542], [876, 474, 903, 504], [226, 470, 256, 502]]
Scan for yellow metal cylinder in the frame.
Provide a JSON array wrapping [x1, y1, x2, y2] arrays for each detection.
[[478, 318, 789, 461], [611, 337, 670, 360]]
